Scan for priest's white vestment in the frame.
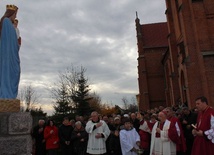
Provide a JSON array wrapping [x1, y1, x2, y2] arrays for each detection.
[[120, 127, 140, 155], [85, 120, 110, 154], [150, 120, 176, 155]]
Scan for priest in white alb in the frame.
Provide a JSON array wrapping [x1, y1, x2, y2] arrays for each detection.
[[85, 111, 110, 155], [150, 111, 178, 155]]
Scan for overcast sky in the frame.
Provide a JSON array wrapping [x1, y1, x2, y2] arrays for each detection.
[[0, 0, 166, 115]]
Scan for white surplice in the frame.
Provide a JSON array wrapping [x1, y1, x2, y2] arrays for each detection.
[[120, 127, 140, 155], [139, 120, 151, 133], [150, 120, 176, 155], [85, 120, 110, 154]]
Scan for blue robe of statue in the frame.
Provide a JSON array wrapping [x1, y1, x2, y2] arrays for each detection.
[[0, 17, 20, 99]]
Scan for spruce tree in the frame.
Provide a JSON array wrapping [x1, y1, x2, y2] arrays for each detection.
[[71, 67, 91, 116], [52, 82, 72, 124]]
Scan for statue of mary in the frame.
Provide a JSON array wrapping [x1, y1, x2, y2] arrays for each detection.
[[0, 5, 20, 99]]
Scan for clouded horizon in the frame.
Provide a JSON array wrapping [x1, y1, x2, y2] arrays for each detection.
[[0, 0, 166, 115]]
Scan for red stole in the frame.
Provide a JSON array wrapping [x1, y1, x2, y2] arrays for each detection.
[[191, 107, 214, 155], [168, 116, 186, 152], [155, 122, 164, 138]]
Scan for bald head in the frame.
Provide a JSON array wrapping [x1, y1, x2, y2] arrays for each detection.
[[163, 107, 174, 118], [38, 119, 45, 127], [158, 112, 167, 123], [91, 111, 99, 122], [131, 113, 136, 120], [91, 111, 98, 116]]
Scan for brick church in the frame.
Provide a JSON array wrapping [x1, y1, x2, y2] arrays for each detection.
[[136, 0, 214, 111]]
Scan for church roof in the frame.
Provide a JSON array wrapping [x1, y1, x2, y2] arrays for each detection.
[[141, 22, 168, 48]]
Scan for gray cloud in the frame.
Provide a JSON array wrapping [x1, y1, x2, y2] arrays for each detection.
[[0, 0, 166, 115]]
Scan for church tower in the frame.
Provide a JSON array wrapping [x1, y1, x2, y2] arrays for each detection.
[[135, 15, 168, 111]]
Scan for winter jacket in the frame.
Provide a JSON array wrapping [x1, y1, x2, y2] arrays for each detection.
[[59, 124, 73, 145], [44, 125, 59, 150]]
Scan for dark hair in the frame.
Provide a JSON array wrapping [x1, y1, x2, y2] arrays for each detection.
[[182, 107, 189, 111], [47, 119, 54, 126], [122, 117, 131, 125], [63, 117, 69, 121], [195, 96, 208, 105], [140, 112, 145, 116]]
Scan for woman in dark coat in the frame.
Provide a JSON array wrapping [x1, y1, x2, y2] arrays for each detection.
[[71, 121, 88, 155], [109, 117, 122, 155]]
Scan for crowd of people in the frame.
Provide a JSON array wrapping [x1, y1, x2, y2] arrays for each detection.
[[31, 96, 214, 155]]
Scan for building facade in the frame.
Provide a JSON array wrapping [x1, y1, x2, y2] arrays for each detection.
[[136, 0, 214, 110], [135, 19, 168, 110]]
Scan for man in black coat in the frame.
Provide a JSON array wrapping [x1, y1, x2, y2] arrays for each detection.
[[59, 117, 73, 155], [130, 113, 140, 132], [181, 107, 197, 155], [32, 119, 46, 155]]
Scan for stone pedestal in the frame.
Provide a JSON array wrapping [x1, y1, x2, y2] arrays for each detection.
[[0, 112, 32, 155], [0, 99, 20, 112]]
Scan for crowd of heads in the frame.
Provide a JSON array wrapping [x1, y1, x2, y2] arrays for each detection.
[[38, 98, 203, 130]]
